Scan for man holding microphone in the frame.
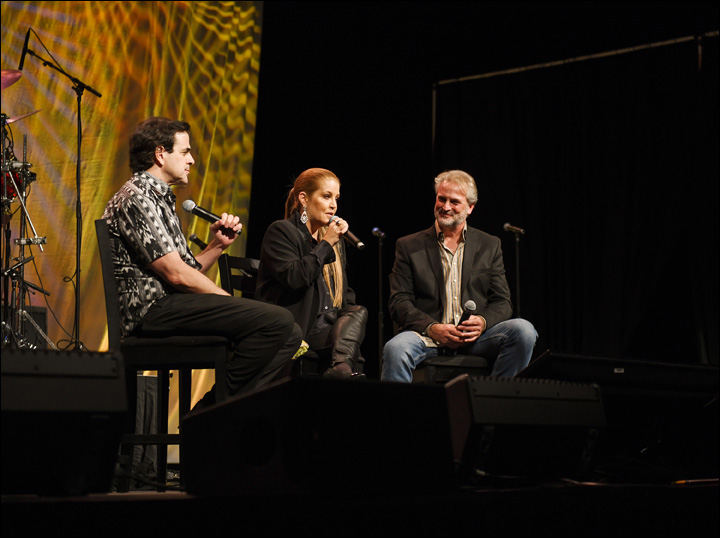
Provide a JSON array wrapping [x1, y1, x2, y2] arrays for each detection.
[[381, 170, 537, 382]]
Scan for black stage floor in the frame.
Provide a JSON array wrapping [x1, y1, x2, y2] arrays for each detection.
[[3, 359, 718, 536], [2, 479, 719, 537]]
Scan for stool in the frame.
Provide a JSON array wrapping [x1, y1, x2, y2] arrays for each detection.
[[412, 354, 491, 385]]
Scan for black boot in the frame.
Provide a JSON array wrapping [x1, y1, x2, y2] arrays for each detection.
[[330, 305, 368, 373]]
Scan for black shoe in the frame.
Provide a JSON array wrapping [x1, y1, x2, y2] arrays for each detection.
[[323, 363, 353, 379]]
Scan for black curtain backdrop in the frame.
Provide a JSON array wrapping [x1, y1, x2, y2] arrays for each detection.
[[250, 2, 719, 377], [434, 38, 719, 364]]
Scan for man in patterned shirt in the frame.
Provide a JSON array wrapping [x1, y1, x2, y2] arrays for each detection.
[[103, 117, 302, 409], [380, 170, 537, 382]]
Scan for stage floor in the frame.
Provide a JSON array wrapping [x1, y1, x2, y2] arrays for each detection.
[[2, 479, 718, 537]]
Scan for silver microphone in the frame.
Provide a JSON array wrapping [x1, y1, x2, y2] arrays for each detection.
[[182, 199, 222, 223], [182, 199, 242, 234]]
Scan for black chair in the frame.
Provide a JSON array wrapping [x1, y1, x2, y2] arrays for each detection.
[[412, 353, 491, 385], [217, 253, 324, 375], [385, 319, 491, 384], [96, 219, 233, 491], [217, 253, 259, 299]]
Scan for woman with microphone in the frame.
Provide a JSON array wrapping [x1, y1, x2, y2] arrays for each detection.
[[255, 168, 367, 378]]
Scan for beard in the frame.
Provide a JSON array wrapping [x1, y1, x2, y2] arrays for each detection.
[[435, 208, 467, 228]]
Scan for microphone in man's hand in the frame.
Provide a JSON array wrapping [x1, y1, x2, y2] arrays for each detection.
[[456, 300, 477, 327], [182, 199, 242, 233], [182, 199, 221, 222], [328, 216, 365, 250], [503, 222, 525, 235], [18, 28, 30, 71]]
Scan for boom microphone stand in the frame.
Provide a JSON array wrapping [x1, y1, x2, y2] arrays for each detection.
[[22, 29, 102, 350]]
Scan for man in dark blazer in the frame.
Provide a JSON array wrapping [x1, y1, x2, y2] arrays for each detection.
[[381, 170, 537, 382]]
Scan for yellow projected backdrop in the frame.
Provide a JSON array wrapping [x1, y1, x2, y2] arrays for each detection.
[[1, 1, 262, 464]]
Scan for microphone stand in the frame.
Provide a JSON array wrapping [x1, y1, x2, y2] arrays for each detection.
[[511, 230, 522, 317], [1, 114, 12, 345], [25, 41, 102, 350], [373, 228, 386, 376], [1, 126, 47, 349]]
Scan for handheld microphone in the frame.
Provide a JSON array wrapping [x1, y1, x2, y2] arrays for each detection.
[[372, 227, 386, 239], [182, 199, 242, 233], [18, 28, 31, 71], [503, 222, 525, 235], [456, 300, 476, 327], [328, 216, 365, 250]]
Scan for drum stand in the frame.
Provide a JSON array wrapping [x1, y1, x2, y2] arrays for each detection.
[[1, 115, 55, 350]]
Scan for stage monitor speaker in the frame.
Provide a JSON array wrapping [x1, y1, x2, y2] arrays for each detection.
[[1, 348, 127, 496], [518, 350, 719, 400], [181, 376, 469, 496], [517, 350, 719, 480], [462, 376, 605, 480]]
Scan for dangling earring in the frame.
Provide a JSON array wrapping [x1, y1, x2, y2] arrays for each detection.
[[300, 206, 308, 224]]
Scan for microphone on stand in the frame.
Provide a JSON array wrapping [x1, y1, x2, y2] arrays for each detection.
[[18, 28, 31, 71], [1, 256, 35, 277], [182, 199, 242, 234], [328, 216, 365, 250], [22, 279, 51, 296], [372, 227, 386, 239], [456, 300, 477, 327], [503, 223, 525, 235], [188, 234, 208, 250]]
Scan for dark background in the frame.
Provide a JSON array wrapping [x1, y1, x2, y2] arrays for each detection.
[[248, 1, 719, 378]]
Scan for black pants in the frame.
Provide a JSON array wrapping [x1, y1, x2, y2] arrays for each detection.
[[136, 293, 302, 397], [305, 305, 368, 373]]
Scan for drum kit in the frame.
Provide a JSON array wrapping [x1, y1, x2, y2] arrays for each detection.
[[1, 68, 55, 350]]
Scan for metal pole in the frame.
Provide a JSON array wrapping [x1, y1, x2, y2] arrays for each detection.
[[377, 235, 383, 375], [373, 227, 386, 377], [514, 233, 521, 318]]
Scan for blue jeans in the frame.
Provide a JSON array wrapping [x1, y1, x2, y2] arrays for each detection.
[[381, 319, 538, 382]]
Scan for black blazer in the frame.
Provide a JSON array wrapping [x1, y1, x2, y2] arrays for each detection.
[[389, 225, 513, 334], [256, 211, 357, 337]]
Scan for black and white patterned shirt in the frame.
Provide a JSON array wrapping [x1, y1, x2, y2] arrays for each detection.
[[102, 171, 201, 336]]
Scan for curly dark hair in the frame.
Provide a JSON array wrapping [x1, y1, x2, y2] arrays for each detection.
[[129, 117, 191, 173]]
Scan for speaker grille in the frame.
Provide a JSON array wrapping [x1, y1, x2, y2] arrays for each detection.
[[1, 348, 126, 495]]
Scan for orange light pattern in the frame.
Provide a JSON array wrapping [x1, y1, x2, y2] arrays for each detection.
[[2, 1, 262, 463]]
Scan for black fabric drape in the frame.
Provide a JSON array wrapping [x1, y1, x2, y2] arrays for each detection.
[[434, 37, 718, 364]]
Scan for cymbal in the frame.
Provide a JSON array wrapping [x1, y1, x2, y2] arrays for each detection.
[[6, 109, 41, 124], [1, 69, 22, 91]]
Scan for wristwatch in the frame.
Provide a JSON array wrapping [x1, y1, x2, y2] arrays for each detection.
[[422, 323, 437, 337]]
